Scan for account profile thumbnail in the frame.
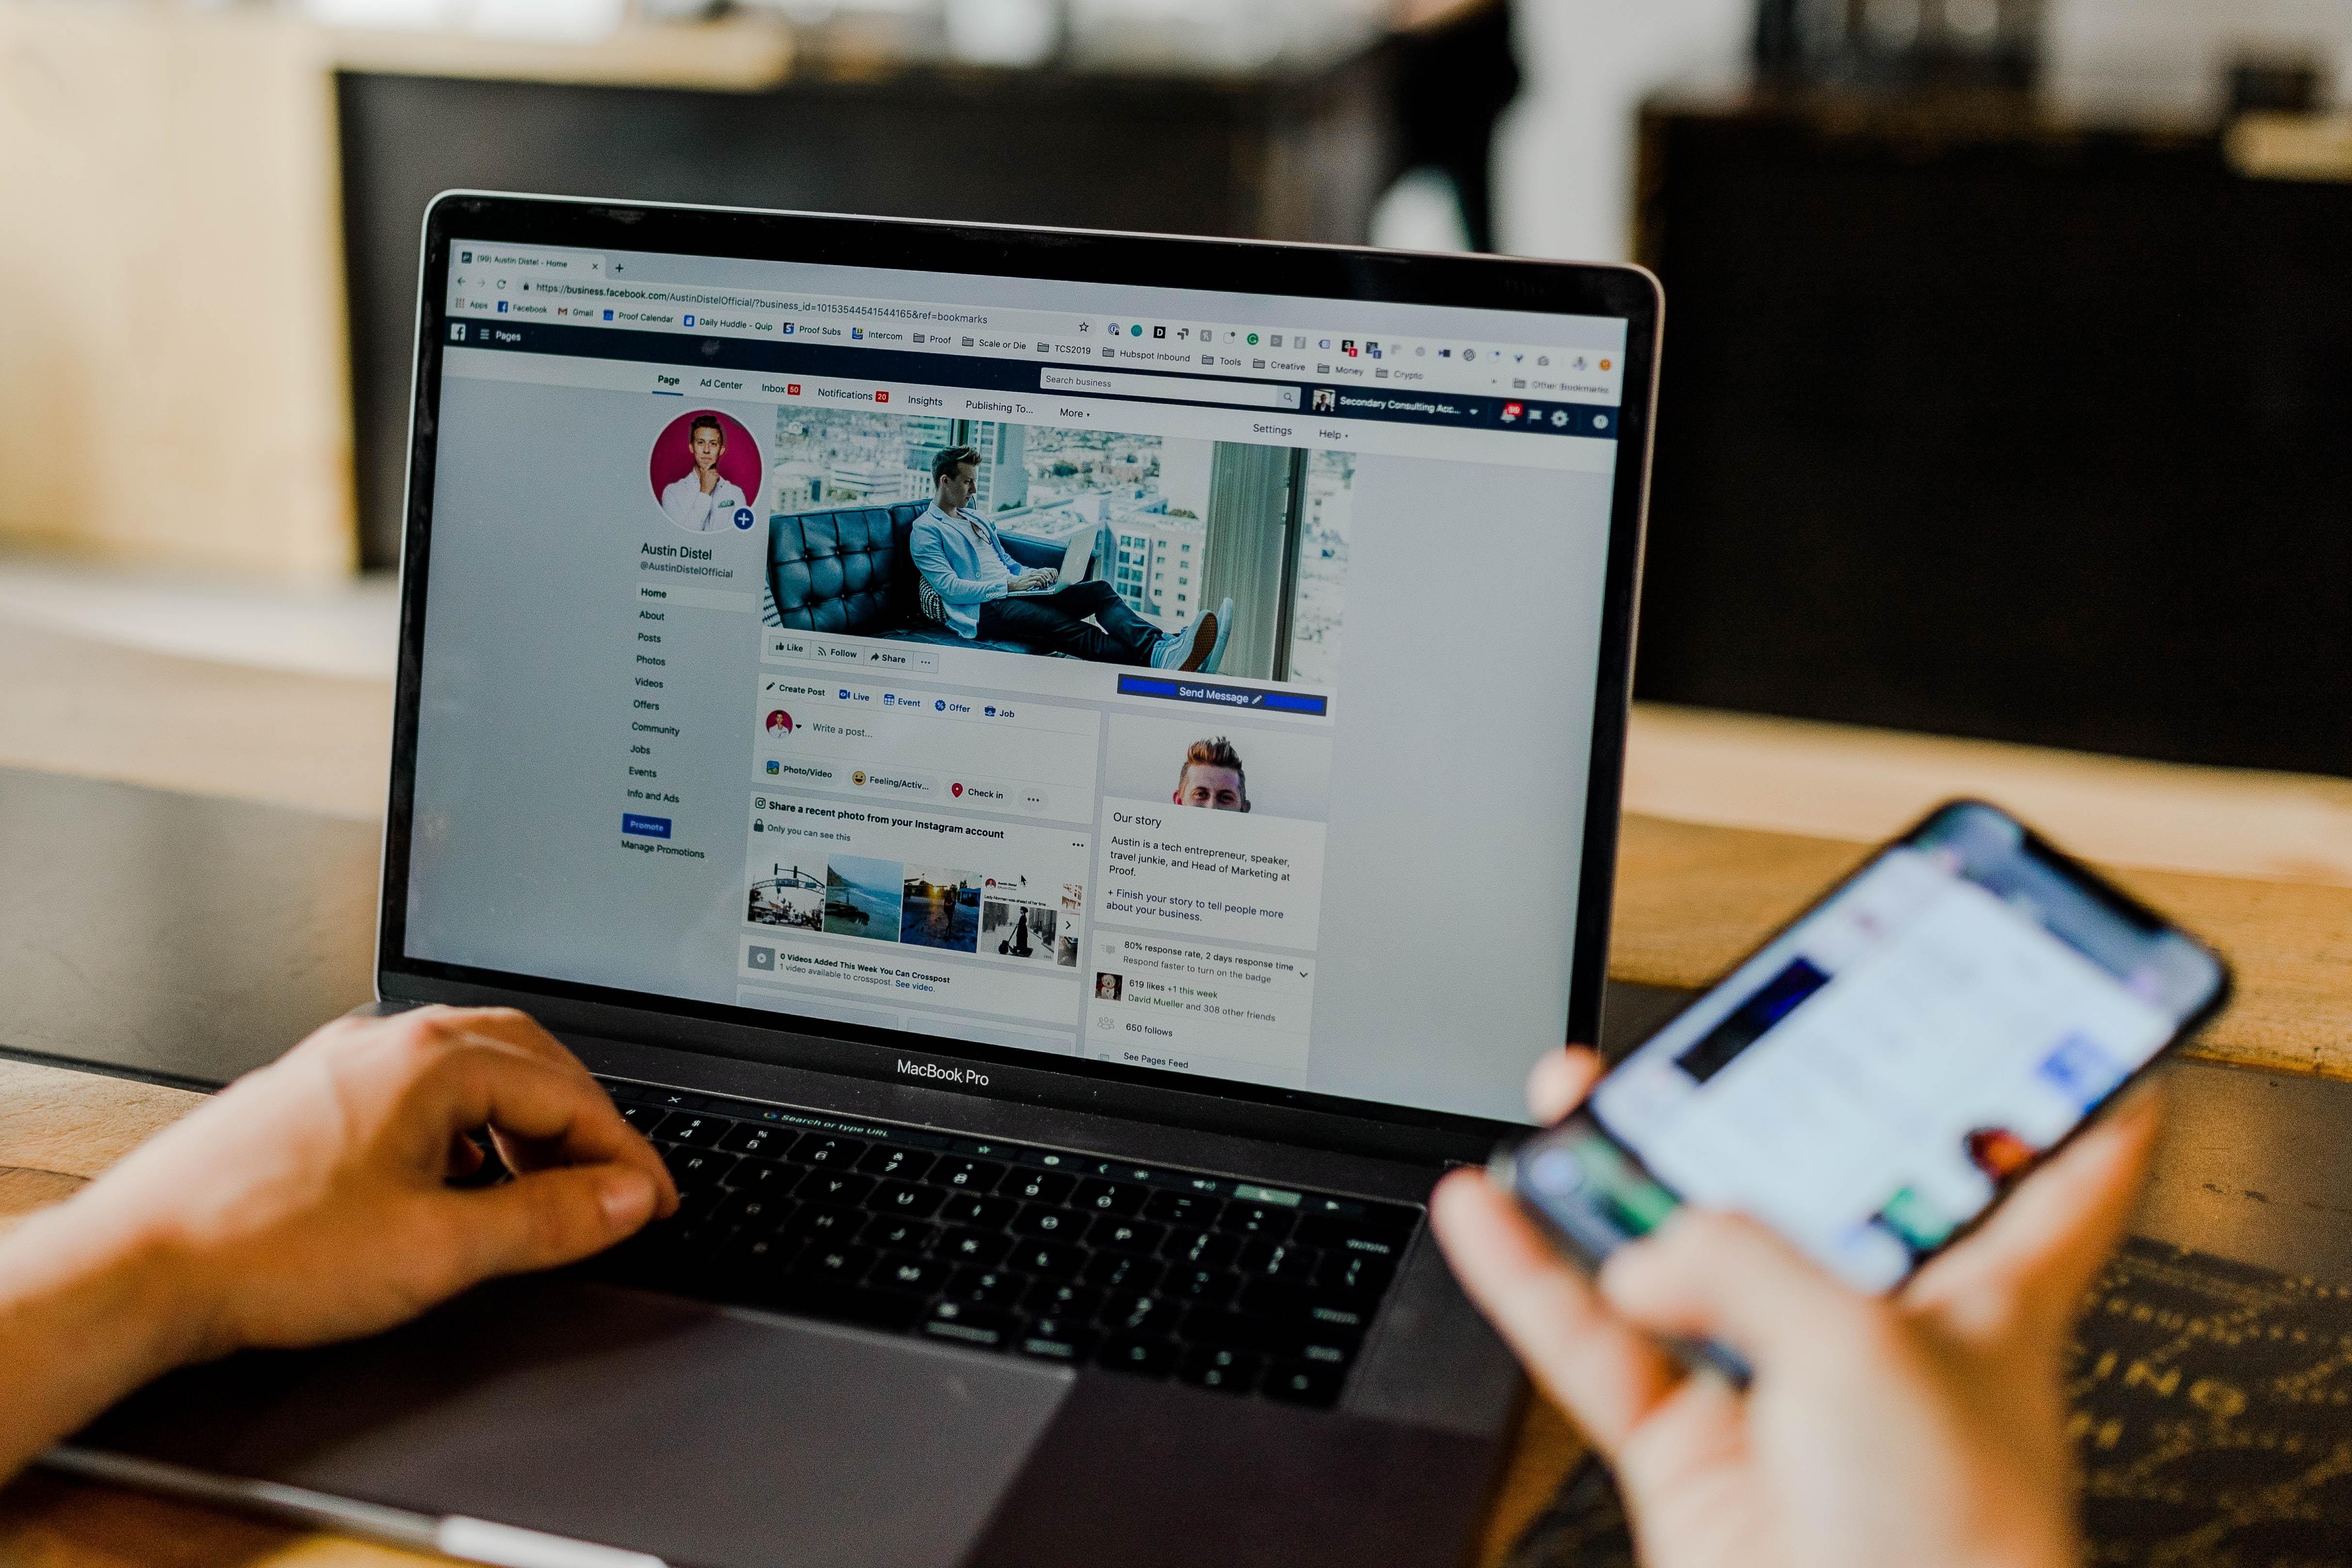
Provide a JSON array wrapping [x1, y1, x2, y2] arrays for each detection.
[[650, 409, 763, 534]]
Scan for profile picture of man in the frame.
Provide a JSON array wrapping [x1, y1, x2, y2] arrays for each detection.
[[1095, 972, 1123, 1001], [765, 710, 793, 736], [1311, 388, 1335, 413], [657, 413, 751, 532], [1173, 736, 1249, 811]]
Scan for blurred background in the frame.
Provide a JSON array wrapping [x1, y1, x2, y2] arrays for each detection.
[[2, 0, 2349, 810]]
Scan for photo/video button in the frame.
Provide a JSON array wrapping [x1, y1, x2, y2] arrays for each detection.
[[758, 756, 844, 786]]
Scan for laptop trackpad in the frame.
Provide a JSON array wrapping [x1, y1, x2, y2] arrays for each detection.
[[77, 1277, 1074, 1568]]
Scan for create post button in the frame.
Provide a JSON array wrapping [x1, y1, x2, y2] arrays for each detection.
[[623, 813, 673, 839], [1115, 674, 1328, 716]]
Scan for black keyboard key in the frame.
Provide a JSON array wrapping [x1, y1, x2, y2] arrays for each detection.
[[1234, 1278, 1311, 1321], [615, 1101, 665, 1132], [1164, 1229, 1240, 1270], [794, 1170, 876, 1207], [663, 1147, 741, 1189], [1222, 1204, 1296, 1241], [1017, 1314, 1098, 1363], [784, 1205, 863, 1243], [862, 1217, 939, 1256], [1183, 1304, 1285, 1352], [1313, 1251, 1396, 1297], [1004, 1169, 1076, 1205], [1296, 1215, 1411, 1258], [871, 1255, 947, 1295], [793, 1135, 867, 1168], [651, 1111, 729, 1146], [858, 1146, 936, 1182], [1083, 1252, 1164, 1293], [1088, 1217, 1165, 1255], [1006, 1240, 1084, 1279], [1073, 1179, 1146, 1217], [1144, 1192, 1224, 1229], [715, 1231, 802, 1282], [937, 1195, 1016, 1230], [1178, 1345, 1262, 1394], [937, 1228, 1012, 1268], [1024, 1279, 1102, 1319], [1102, 1292, 1176, 1338], [1294, 1331, 1363, 1369], [1238, 1239, 1321, 1285], [1164, 1267, 1238, 1309], [793, 1243, 875, 1284], [1010, 1206, 1081, 1240], [1264, 1360, 1345, 1407], [1098, 1337, 1176, 1378], [727, 1159, 799, 1196], [926, 1158, 1005, 1193], [712, 1191, 793, 1233], [1302, 1297, 1373, 1335], [924, 1301, 1019, 1349], [944, 1268, 1030, 1308], [671, 1187, 727, 1227], [717, 1122, 793, 1159], [868, 1180, 945, 1219]]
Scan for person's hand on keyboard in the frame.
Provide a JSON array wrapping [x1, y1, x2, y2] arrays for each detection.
[[1430, 1045, 2157, 1568], [0, 1005, 673, 1481]]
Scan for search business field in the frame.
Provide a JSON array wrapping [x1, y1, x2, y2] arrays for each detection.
[[1039, 367, 1301, 411]]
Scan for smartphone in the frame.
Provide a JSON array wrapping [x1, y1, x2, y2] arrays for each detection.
[[1497, 801, 2229, 1319]]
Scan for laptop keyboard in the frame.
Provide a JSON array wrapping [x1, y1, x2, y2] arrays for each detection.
[[573, 1078, 1420, 1408]]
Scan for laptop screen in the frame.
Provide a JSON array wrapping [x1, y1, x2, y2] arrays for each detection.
[[401, 232, 1641, 1126]]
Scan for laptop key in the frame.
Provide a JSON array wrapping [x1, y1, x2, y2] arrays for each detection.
[[793, 1135, 867, 1168], [1295, 1216, 1409, 1258], [1010, 1205, 1079, 1240], [868, 1180, 945, 1218], [793, 1244, 875, 1284], [1023, 1279, 1103, 1319], [1238, 1239, 1321, 1285], [924, 1301, 1019, 1348], [651, 1112, 728, 1147], [1164, 1229, 1240, 1270], [1098, 1337, 1176, 1378], [926, 1158, 1006, 1193], [1004, 1169, 1076, 1206], [944, 1267, 1030, 1307], [663, 1148, 741, 1188], [1177, 1345, 1262, 1394], [1144, 1192, 1224, 1229], [750, 1278, 925, 1334], [1088, 1217, 1165, 1255], [871, 1255, 947, 1295], [1102, 1291, 1175, 1337], [1073, 1179, 1146, 1217], [794, 1170, 875, 1207], [1083, 1253, 1164, 1293], [1164, 1267, 1238, 1309], [862, 1217, 939, 1256], [1006, 1240, 1083, 1280], [858, 1146, 936, 1182], [1313, 1251, 1396, 1297], [937, 1227, 1013, 1267], [1017, 1314, 1098, 1363], [1222, 1204, 1296, 1241], [711, 1191, 792, 1233], [615, 1101, 665, 1132], [715, 1232, 803, 1280], [783, 1205, 863, 1243], [1264, 1359, 1345, 1407], [717, 1122, 793, 1159], [936, 1195, 1016, 1230], [727, 1159, 799, 1196]]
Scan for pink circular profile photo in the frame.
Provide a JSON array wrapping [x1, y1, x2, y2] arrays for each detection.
[[766, 710, 794, 736], [649, 410, 763, 534]]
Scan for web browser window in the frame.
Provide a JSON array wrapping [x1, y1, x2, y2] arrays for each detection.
[[404, 242, 1635, 1124]]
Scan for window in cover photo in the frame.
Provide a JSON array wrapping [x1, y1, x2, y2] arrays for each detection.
[[762, 408, 1352, 686]]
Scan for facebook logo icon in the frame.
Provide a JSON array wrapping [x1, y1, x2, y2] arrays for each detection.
[[602, 308, 614, 321], [496, 301, 508, 314], [683, 313, 696, 327], [449, 323, 465, 342]]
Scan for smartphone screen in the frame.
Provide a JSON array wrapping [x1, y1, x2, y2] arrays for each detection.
[[1509, 802, 2228, 1293]]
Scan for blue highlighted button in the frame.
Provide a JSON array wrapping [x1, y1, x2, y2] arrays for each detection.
[[1115, 674, 1329, 716], [623, 813, 672, 839]]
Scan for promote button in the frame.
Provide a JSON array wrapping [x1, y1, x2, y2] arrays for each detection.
[[623, 813, 672, 838]]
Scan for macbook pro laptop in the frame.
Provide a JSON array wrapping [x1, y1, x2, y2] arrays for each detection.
[[76, 193, 1660, 1568]]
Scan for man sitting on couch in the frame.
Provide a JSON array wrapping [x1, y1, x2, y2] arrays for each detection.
[[909, 447, 1228, 670]]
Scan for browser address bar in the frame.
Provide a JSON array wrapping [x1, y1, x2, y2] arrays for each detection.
[[1039, 367, 1300, 411]]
